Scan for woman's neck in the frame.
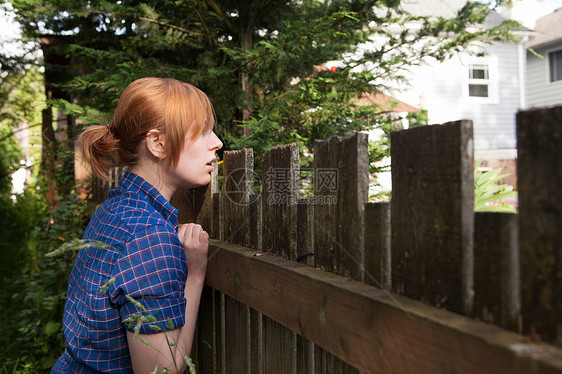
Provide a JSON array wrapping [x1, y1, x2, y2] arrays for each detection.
[[131, 161, 175, 202]]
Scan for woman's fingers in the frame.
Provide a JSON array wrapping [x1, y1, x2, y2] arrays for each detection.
[[179, 223, 208, 246]]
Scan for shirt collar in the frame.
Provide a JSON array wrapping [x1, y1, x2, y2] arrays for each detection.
[[117, 171, 179, 229]]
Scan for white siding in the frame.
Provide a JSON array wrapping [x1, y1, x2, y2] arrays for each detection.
[[526, 43, 562, 107], [392, 42, 522, 150]]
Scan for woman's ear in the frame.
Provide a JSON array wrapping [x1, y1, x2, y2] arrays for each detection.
[[145, 129, 166, 160]]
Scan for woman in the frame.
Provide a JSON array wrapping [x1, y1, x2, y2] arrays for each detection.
[[52, 77, 223, 373]]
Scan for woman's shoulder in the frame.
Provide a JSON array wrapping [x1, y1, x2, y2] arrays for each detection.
[[99, 191, 172, 232]]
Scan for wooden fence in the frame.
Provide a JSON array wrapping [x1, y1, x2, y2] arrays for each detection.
[[93, 105, 562, 373]]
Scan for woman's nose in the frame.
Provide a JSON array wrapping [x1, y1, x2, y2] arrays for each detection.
[[210, 132, 223, 151]]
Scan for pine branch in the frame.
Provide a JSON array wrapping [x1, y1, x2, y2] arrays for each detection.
[[36, 6, 203, 37]]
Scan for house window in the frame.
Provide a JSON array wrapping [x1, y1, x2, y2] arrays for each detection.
[[549, 49, 562, 83], [468, 64, 489, 97]]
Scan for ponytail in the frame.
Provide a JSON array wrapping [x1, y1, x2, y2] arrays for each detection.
[[77, 124, 119, 181]]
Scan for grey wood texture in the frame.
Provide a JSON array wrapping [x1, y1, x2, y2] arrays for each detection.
[[518, 105, 562, 345], [391, 120, 474, 315]]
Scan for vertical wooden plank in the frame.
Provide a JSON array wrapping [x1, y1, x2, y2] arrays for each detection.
[[195, 160, 218, 232], [517, 105, 562, 345], [262, 143, 299, 259], [249, 194, 263, 374], [261, 143, 299, 372], [250, 194, 263, 252], [296, 197, 315, 373], [391, 120, 474, 315], [314, 346, 361, 374], [216, 291, 225, 374], [364, 202, 391, 290], [249, 308, 263, 374], [473, 212, 520, 331], [263, 318, 297, 374], [222, 149, 254, 371], [297, 335, 314, 374], [313, 134, 367, 373], [223, 149, 253, 246], [196, 285, 215, 373], [224, 296, 249, 373], [314, 133, 369, 281], [297, 198, 315, 266], [211, 192, 223, 240]]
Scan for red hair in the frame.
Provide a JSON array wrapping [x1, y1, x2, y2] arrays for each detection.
[[77, 78, 215, 180]]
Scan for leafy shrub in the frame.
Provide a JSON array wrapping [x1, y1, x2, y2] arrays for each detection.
[[474, 159, 517, 213]]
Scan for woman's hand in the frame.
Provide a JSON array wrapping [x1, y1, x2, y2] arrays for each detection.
[[178, 223, 209, 277]]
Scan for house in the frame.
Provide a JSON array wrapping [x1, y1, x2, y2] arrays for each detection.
[[388, 1, 531, 152], [526, 8, 562, 108]]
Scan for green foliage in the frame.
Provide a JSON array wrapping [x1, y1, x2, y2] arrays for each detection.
[[0, 191, 88, 373], [0, 79, 88, 373], [10, 0, 520, 165], [474, 158, 517, 213]]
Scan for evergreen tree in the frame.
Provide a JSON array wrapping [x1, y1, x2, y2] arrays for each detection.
[[11, 0, 520, 166]]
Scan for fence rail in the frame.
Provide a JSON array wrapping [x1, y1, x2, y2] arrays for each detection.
[[94, 105, 562, 373]]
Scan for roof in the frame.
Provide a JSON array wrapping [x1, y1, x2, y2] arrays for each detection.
[[400, 0, 514, 29], [399, 0, 465, 18], [526, 8, 562, 49], [357, 92, 419, 113]]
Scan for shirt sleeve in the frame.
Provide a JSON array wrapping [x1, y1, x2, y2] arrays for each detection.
[[108, 224, 188, 334]]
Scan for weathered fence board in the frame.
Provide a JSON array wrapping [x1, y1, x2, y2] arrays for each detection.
[[224, 296, 250, 373], [297, 198, 314, 266], [92, 108, 562, 372], [261, 143, 300, 371], [249, 308, 263, 374], [223, 149, 253, 246], [314, 134, 367, 373], [518, 105, 562, 345], [473, 212, 520, 331], [364, 202, 391, 289], [216, 291, 225, 374], [313, 133, 369, 281], [262, 143, 299, 259], [211, 192, 223, 240], [194, 160, 218, 232], [196, 286, 214, 373], [297, 334, 314, 373], [391, 120, 474, 315], [205, 240, 562, 373], [221, 149, 254, 373]]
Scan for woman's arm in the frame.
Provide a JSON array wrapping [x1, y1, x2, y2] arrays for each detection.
[[127, 223, 208, 374]]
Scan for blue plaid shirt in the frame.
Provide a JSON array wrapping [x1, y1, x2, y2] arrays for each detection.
[[52, 171, 188, 373]]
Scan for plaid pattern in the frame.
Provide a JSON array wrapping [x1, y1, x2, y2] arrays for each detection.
[[52, 171, 188, 373]]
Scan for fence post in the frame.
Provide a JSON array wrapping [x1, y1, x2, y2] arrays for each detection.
[[364, 202, 391, 290], [391, 120, 474, 315], [222, 149, 254, 373], [261, 143, 299, 373], [249, 193, 264, 374], [297, 198, 315, 266], [518, 105, 562, 345], [314, 134, 368, 373], [223, 149, 254, 246], [195, 160, 218, 232], [262, 143, 299, 259], [473, 212, 520, 331], [211, 192, 223, 241], [313, 133, 369, 281]]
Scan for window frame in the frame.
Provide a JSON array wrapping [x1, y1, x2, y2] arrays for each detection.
[[546, 47, 562, 84], [463, 57, 499, 104]]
